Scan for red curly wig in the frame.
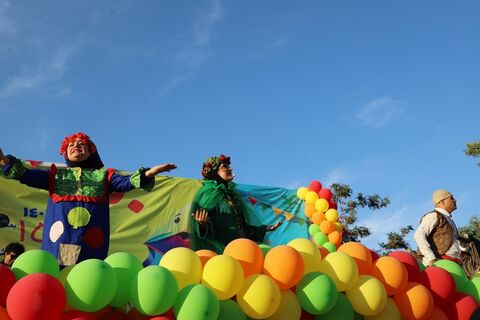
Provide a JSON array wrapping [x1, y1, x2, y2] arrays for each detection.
[[59, 132, 97, 157]]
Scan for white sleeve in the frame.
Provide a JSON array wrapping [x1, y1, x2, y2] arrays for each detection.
[[414, 212, 438, 264]]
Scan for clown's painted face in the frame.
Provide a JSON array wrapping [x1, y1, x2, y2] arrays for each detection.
[[66, 138, 91, 162], [217, 163, 234, 182]]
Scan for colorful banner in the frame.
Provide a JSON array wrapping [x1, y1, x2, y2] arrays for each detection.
[[0, 160, 309, 265]]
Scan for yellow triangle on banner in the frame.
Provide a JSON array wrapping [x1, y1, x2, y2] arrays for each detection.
[[284, 212, 294, 220], [272, 207, 283, 216]]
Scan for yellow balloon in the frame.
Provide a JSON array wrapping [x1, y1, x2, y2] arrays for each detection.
[[315, 198, 329, 212], [288, 238, 321, 274], [160, 247, 203, 290], [365, 298, 401, 320], [202, 255, 244, 300], [345, 275, 387, 316], [333, 222, 343, 232], [319, 251, 358, 292], [266, 289, 301, 320], [296, 187, 309, 200], [305, 191, 319, 204], [325, 209, 339, 222], [237, 274, 281, 319]]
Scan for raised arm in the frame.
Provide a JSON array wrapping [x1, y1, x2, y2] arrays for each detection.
[[145, 163, 177, 177]]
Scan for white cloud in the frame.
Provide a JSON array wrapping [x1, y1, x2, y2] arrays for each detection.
[[161, 0, 223, 95], [0, 37, 84, 98], [356, 97, 404, 128]]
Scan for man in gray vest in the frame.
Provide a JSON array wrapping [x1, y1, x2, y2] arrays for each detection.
[[414, 189, 461, 267]]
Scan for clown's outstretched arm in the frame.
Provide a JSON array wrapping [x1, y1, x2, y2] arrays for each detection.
[[0, 148, 11, 166], [145, 163, 177, 177]]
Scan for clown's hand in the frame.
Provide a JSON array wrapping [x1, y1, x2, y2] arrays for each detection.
[[145, 163, 177, 177], [192, 209, 209, 226], [266, 221, 283, 232], [0, 148, 10, 166]]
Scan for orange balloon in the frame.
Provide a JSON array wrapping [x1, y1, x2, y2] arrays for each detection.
[[425, 307, 448, 320], [304, 203, 316, 218], [263, 245, 304, 290], [196, 249, 217, 267], [327, 230, 342, 246], [320, 220, 335, 234], [393, 282, 434, 320], [370, 256, 408, 296], [311, 212, 325, 225], [224, 238, 264, 277], [338, 242, 373, 275]]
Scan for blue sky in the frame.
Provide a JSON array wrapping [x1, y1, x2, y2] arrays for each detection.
[[1, 1, 479, 250]]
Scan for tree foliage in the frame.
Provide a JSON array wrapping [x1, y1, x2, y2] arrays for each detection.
[[459, 215, 480, 239], [465, 141, 480, 165], [377, 225, 414, 255]]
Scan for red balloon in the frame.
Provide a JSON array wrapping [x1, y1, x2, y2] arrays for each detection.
[[99, 309, 130, 320], [7, 273, 65, 320], [318, 188, 333, 201], [418, 266, 456, 305], [62, 310, 97, 320], [444, 292, 479, 320], [300, 309, 315, 319], [308, 180, 322, 193], [369, 249, 380, 262], [328, 200, 338, 210], [0, 265, 15, 306], [388, 251, 421, 282], [0, 306, 12, 320]]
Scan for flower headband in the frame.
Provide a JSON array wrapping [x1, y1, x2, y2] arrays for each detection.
[[201, 154, 231, 179]]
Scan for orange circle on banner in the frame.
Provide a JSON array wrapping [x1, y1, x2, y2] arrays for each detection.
[[312, 212, 325, 225], [327, 231, 342, 246], [224, 238, 264, 277], [320, 220, 335, 234], [304, 203, 316, 218], [370, 256, 408, 296], [196, 249, 217, 267], [338, 242, 373, 275], [263, 245, 304, 290], [393, 282, 434, 320]]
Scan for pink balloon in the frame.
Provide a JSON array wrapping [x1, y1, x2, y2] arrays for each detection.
[[418, 266, 456, 305], [389, 250, 421, 283], [7, 273, 65, 320], [0, 265, 15, 306]]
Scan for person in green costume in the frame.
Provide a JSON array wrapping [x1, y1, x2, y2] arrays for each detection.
[[191, 154, 282, 253]]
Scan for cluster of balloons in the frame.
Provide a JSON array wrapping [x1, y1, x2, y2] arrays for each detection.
[[296, 180, 343, 253], [1, 239, 480, 320]]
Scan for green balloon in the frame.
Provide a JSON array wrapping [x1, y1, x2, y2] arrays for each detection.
[[131, 265, 178, 316], [323, 242, 337, 253], [11, 249, 60, 280], [66, 259, 117, 312], [296, 272, 338, 315], [309, 224, 320, 236], [314, 293, 353, 320], [259, 244, 272, 256], [470, 277, 480, 303], [433, 259, 468, 292], [464, 280, 480, 302], [218, 299, 246, 320], [314, 232, 327, 246], [174, 284, 220, 320], [105, 252, 143, 307]]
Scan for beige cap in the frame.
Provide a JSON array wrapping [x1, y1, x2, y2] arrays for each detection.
[[432, 189, 453, 205]]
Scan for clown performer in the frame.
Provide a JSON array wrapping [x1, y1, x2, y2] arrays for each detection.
[[0, 132, 176, 266], [191, 154, 282, 253]]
